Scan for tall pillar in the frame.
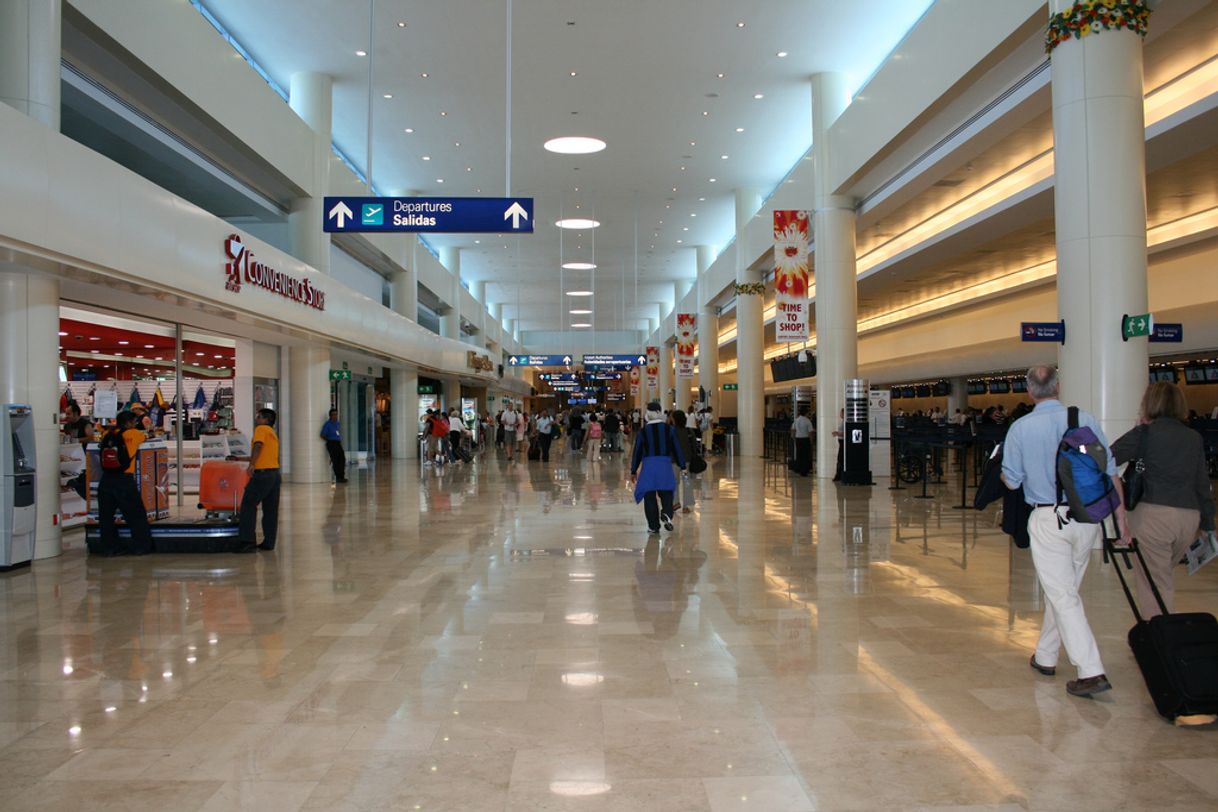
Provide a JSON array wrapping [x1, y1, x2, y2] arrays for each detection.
[[390, 369, 418, 460], [0, 272, 61, 559], [288, 72, 333, 275], [1, 0, 62, 558], [0, 0, 60, 129], [734, 188, 764, 457], [659, 343, 674, 412], [439, 247, 461, 341], [287, 344, 331, 483], [443, 378, 461, 413], [946, 375, 969, 418], [697, 245, 719, 443], [1050, 1, 1148, 439], [811, 73, 858, 478]]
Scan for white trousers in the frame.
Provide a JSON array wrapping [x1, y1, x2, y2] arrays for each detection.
[[1028, 506, 1105, 679]]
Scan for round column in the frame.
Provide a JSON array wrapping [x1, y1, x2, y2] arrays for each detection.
[[811, 73, 859, 478], [946, 375, 969, 419], [439, 247, 461, 341], [734, 188, 764, 457], [0, 0, 60, 129], [443, 378, 461, 414], [659, 343, 674, 412], [696, 246, 719, 438], [288, 72, 333, 275], [287, 344, 331, 483], [390, 368, 418, 459], [0, 271, 61, 559], [1049, 1, 1149, 439]]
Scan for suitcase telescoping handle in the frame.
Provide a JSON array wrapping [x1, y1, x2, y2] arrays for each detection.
[[1104, 537, 1171, 623]]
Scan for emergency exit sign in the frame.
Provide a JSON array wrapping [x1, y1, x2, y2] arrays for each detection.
[[329, 369, 352, 381], [723, 383, 739, 391]]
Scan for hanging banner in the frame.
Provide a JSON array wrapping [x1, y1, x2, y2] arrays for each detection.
[[773, 210, 810, 342], [629, 366, 641, 397], [645, 346, 659, 391], [676, 313, 696, 379]]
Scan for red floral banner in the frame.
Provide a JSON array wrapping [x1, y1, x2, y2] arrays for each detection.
[[629, 366, 640, 397], [645, 346, 659, 390], [773, 210, 810, 342], [676, 314, 696, 379]]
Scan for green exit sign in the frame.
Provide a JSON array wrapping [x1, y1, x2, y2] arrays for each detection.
[[722, 383, 739, 391], [1122, 313, 1153, 341], [417, 384, 436, 394], [329, 369, 352, 381]]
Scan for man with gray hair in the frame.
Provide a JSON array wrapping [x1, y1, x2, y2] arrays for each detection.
[[1001, 365, 1128, 698]]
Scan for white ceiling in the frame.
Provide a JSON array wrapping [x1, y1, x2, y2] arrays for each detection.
[[201, 0, 933, 332]]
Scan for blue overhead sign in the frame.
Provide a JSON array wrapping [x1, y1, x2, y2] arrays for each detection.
[[1149, 323, 1183, 343], [583, 353, 646, 367], [539, 373, 578, 382], [508, 354, 573, 367], [323, 196, 534, 234], [1020, 321, 1066, 344]]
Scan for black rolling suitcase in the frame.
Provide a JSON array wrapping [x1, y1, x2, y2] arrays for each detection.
[[526, 440, 541, 461], [1106, 538, 1218, 721]]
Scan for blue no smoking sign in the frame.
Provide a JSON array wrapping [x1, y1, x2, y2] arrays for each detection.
[[324, 196, 534, 234]]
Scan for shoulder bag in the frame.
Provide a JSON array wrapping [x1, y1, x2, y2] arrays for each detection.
[[1122, 424, 1150, 510]]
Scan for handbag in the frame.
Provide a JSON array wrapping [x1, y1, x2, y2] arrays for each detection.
[[1122, 424, 1150, 510], [689, 454, 708, 475]]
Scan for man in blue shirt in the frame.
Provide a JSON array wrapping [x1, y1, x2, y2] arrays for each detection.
[[1002, 366, 1127, 698], [320, 408, 348, 484]]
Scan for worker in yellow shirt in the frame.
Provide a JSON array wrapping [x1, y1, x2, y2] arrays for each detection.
[[96, 410, 153, 556], [230, 408, 280, 553]]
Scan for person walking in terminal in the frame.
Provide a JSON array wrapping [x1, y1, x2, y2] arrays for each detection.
[[501, 404, 520, 462], [232, 408, 281, 553], [320, 408, 347, 484], [1111, 382, 1216, 618], [630, 402, 686, 534], [536, 409, 555, 462], [95, 410, 153, 556], [791, 405, 814, 477], [1001, 366, 1126, 698]]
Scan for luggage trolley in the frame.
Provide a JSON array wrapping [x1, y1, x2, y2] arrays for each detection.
[[86, 461, 249, 554]]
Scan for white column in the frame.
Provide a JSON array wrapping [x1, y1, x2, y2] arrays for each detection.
[[697, 244, 719, 442], [288, 72, 333, 275], [390, 369, 418, 460], [659, 343, 674, 412], [287, 344, 331, 483], [443, 378, 461, 413], [946, 375, 969, 418], [811, 73, 858, 478], [439, 246, 461, 340], [0, 271, 60, 559], [734, 188, 764, 457], [0, 0, 60, 129], [233, 338, 254, 437], [1050, 2, 1148, 439]]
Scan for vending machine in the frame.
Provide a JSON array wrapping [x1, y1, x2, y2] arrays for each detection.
[[1, 404, 37, 570]]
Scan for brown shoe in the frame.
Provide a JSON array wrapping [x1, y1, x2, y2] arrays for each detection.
[[1066, 674, 1111, 698], [1029, 655, 1056, 677]]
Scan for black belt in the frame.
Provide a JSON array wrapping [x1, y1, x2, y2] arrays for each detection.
[[1032, 503, 1059, 508], [251, 468, 280, 475]]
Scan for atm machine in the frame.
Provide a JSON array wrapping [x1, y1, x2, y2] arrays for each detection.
[[1, 404, 37, 570], [841, 380, 874, 485]]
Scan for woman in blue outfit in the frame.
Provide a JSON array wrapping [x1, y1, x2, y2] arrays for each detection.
[[630, 402, 686, 533]]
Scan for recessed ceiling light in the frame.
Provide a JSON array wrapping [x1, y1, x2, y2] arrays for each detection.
[[89, 336, 99, 340], [569, 71, 577, 77], [716, 73, 725, 79], [404, 128, 414, 133], [709, 178, 717, 183], [397, 21, 406, 28], [682, 227, 689, 231], [702, 111, 709, 117], [440, 111, 447, 116], [569, 309, 592, 315], [355, 50, 367, 56], [690, 213, 697, 217], [776, 51, 788, 58], [544, 136, 606, 154], [720, 154, 728, 159], [736, 21, 745, 28], [474, 239, 481, 244], [90, 349, 99, 354], [422, 155, 431, 161], [466, 166, 472, 172], [118, 340, 129, 345], [383, 93, 393, 99], [58, 331, 67, 336], [436, 178, 444, 183], [698, 196, 705, 201], [420, 72, 429, 78], [572, 323, 592, 328], [566, 290, 594, 296], [676, 239, 684, 244], [735, 127, 744, 133], [555, 218, 600, 229], [680, 166, 686, 171], [145, 344, 155, 348], [454, 141, 461, 147], [753, 93, 764, 100], [562, 262, 597, 270]]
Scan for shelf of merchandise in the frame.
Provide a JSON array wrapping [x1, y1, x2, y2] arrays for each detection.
[[59, 438, 88, 529]]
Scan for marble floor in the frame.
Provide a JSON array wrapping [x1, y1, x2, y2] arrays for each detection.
[[1, 443, 1216, 811]]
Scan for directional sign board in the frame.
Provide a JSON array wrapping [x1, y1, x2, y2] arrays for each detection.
[[1149, 323, 1183, 343], [324, 196, 534, 234], [583, 354, 646, 367], [1020, 321, 1066, 344], [539, 373, 579, 382], [508, 354, 573, 367]]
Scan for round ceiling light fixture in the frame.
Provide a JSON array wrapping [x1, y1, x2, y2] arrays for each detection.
[[569, 309, 592, 315], [562, 262, 597, 270], [555, 218, 600, 230], [544, 136, 607, 155], [571, 323, 592, 328], [565, 290, 594, 296]]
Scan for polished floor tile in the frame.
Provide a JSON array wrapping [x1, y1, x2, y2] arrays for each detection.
[[1, 444, 1216, 810]]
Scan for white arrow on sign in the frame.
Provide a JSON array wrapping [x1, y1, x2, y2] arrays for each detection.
[[636, 355, 646, 364], [508, 357, 518, 365], [328, 201, 354, 228], [562, 355, 573, 365], [504, 202, 529, 229]]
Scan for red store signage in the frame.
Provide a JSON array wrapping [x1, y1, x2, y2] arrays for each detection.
[[224, 234, 325, 311]]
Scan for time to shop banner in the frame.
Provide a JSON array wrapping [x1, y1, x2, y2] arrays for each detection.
[[645, 346, 659, 389], [676, 313, 696, 379], [773, 210, 810, 342], [630, 366, 641, 396]]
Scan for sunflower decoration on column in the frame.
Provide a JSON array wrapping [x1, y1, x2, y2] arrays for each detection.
[[1045, 0, 1151, 54], [734, 282, 766, 296]]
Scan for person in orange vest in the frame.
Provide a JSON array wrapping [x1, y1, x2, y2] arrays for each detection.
[[231, 408, 281, 553]]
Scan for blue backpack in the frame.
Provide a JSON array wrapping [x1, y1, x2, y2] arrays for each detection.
[[1056, 406, 1120, 523]]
